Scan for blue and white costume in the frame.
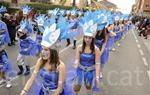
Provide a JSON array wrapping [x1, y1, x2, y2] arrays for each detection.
[[38, 68, 65, 95], [17, 5, 40, 76], [74, 21, 98, 91], [0, 18, 16, 87], [75, 53, 96, 87], [29, 22, 74, 95]]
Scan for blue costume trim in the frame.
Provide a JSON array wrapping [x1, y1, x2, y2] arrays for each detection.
[[75, 53, 96, 87]]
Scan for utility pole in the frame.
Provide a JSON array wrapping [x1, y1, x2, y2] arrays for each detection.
[[72, 0, 76, 6]]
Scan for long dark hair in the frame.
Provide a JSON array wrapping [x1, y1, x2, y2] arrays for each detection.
[[114, 21, 119, 26], [95, 28, 108, 43], [40, 49, 60, 71], [82, 36, 95, 54]]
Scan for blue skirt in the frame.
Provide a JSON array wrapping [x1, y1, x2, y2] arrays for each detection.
[[26, 72, 74, 95], [0, 50, 16, 77], [39, 87, 65, 95], [101, 47, 109, 64], [75, 67, 95, 87], [19, 39, 41, 56], [107, 36, 115, 49], [115, 32, 122, 41]]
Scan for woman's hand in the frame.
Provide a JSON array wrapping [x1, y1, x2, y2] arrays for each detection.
[[53, 90, 60, 95], [73, 63, 78, 69], [96, 79, 100, 88], [20, 90, 27, 95]]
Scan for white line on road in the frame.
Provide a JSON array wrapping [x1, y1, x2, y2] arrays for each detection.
[[142, 57, 148, 66], [137, 44, 141, 49], [0, 39, 83, 88], [131, 29, 137, 40], [139, 49, 144, 56], [147, 71, 150, 80], [136, 39, 139, 43]]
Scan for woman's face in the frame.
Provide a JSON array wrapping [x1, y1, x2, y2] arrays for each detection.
[[84, 36, 93, 45], [41, 46, 50, 60]]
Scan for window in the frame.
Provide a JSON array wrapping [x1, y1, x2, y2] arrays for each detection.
[[145, 4, 149, 8]]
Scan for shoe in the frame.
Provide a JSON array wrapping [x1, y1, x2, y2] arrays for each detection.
[[8, 43, 12, 46], [72, 40, 76, 49], [100, 73, 103, 79], [6, 81, 12, 88], [66, 39, 70, 47], [117, 43, 120, 47], [11, 42, 15, 45], [0, 79, 6, 85], [24, 66, 30, 76], [112, 48, 116, 51], [72, 46, 76, 49], [17, 65, 24, 75]]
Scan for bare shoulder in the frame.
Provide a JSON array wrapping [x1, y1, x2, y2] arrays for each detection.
[[77, 44, 82, 49], [77, 44, 82, 51], [35, 58, 42, 67], [58, 60, 66, 71], [95, 45, 100, 52]]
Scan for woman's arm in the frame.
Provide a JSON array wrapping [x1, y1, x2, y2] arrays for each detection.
[[108, 25, 116, 36], [73, 45, 81, 68], [54, 61, 66, 95], [100, 32, 108, 55], [20, 58, 42, 95], [95, 47, 101, 79]]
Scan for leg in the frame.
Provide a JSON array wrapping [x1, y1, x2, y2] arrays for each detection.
[[24, 65, 30, 76], [73, 85, 81, 95], [66, 39, 71, 47], [17, 54, 24, 75], [73, 37, 77, 49], [0, 71, 6, 85]]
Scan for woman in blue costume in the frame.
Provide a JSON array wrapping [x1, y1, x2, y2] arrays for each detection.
[[122, 20, 129, 38], [113, 21, 122, 47], [119, 21, 124, 40], [17, 6, 40, 76], [65, 10, 79, 49], [95, 27, 109, 79], [107, 24, 116, 51], [73, 23, 100, 95], [0, 14, 15, 88], [20, 23, 66, 95]]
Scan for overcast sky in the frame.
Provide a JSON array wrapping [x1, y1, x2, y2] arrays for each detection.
[[107, 0, 136, 14]]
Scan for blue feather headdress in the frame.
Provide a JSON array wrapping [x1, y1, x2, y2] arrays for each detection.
[[21, 5, 32, 15], [41, 23, 60, 48], [0, 6, 7, 13], [18, 19, 33, 33], [18, 19, 27, 33], [35, 15, 47, 26]]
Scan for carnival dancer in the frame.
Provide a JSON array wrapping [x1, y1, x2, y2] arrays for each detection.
[[0, 13, 15, 88], [73, 21, 100, 95], [107, 23, 116, 51], [113, 15, 122, 47], [95, 26, 109, 78], [20, 23, 66, 95], [16, 5, 39, 76]]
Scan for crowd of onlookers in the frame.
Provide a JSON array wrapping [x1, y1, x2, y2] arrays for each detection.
[[132, 16, 150, 39], [0, 9, 38, 46]]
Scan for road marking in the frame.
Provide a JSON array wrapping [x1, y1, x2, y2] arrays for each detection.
[[137, 44, 141, 49], [139, 49, 144, 56], [132, 29, 137, 40], [147, 71, 150, 80], [132, 29, 150, 81], [0, 39, 83, 88], [142, 57, 148, 66], [136, 39, 139, 43]]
